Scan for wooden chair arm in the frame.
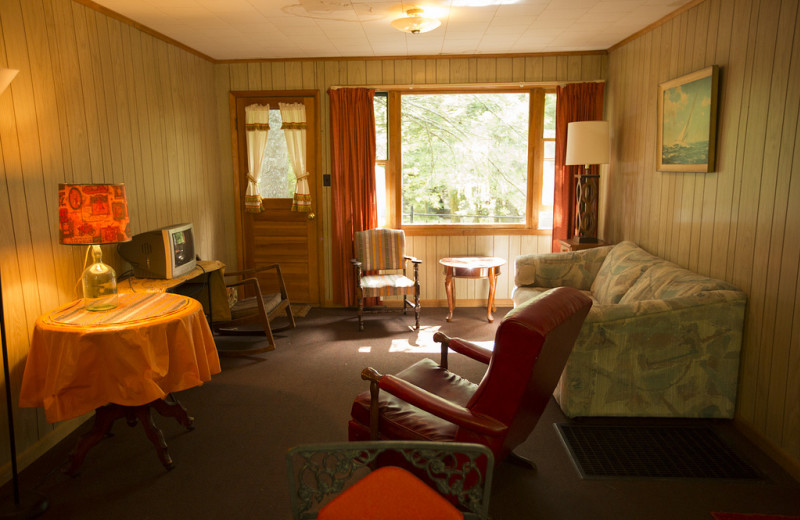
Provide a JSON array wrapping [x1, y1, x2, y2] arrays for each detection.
[[404, 255, 422, 264], [223, 264, 288, 300], [433, 332, 492, 370], [224, 277, 261, 291], [223, 263, 281, 278]]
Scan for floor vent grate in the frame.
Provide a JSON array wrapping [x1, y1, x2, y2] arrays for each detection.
[[555, 424, 764, 480]]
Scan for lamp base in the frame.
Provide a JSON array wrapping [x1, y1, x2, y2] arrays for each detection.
[[0, 492, 48, 520], [574, 173, 600, 242], [82, 245, 118, 311]]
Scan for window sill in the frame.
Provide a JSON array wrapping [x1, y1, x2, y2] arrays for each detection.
[[402, 226, 553, 237]]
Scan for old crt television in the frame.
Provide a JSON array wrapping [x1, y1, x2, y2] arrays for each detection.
[[118, 223, 196, 279]]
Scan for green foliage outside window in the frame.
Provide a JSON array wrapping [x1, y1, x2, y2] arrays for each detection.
[[258, 109, 296, 199], [400, 93, 530, 224]]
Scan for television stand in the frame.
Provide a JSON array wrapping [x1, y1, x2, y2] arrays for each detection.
[[120, 260, 231, 322]]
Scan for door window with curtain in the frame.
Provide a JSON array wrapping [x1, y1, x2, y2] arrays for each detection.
[[258, 108, 297, 199]]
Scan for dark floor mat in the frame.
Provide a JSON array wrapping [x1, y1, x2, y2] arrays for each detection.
[[555, 424, 764, 480]]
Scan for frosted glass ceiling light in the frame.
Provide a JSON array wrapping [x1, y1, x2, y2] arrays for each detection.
[[391, 8, 441, 35]]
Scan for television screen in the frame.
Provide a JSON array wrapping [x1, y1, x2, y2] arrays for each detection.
[[118, 223, 197, 279], [171, 227, 194, 269]]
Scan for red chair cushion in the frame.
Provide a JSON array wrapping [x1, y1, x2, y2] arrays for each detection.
[[317, 466, 463, 520], [349, 358, 478, 442]]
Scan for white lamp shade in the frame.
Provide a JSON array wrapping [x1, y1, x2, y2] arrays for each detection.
[[565, 120, 610, 166], [0, 68, 18, 94]]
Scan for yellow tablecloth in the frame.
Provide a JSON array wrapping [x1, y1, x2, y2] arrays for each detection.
[[19, 292, 221, 423]]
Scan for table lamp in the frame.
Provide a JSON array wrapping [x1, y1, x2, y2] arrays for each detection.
[[58, 184, 131, 311], [565, 121, 609, 243]]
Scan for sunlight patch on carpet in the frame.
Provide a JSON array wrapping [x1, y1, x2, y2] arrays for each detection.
[[389, 326, 494, 354]]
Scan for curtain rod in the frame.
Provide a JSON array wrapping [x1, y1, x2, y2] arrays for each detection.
[[329, 80, 605, 90]]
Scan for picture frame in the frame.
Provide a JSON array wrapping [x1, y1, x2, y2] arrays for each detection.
[[657, 65, 719, 172]]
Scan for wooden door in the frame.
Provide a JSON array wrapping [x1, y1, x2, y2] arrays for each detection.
[[232, 91, 321, 304]]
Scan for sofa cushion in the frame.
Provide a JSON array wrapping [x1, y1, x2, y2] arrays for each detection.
[[512, 285, 595, 308], [620, 262, 740, 303], [590, 242, 662, 304]]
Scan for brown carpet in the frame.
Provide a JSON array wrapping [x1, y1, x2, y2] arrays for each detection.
[[712, 514, 800, 520], [2, 307, 799, 520]]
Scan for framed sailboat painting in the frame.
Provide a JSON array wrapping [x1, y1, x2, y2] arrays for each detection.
[[657, 65, 719, 172]]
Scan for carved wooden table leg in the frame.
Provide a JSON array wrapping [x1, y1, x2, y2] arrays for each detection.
[[151, 394, 195, 431], [487, 267, 498, 323], [65, 404, 126, 475], [64, 396, 195, 475], [132, 405, 174, 470], [445, 267, 455, 322]]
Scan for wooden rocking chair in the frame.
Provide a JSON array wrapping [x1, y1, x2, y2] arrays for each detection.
[[211, 263, 295, 355]]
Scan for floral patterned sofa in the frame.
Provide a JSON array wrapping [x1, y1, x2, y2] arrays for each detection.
[[512, 241, 746, 419]]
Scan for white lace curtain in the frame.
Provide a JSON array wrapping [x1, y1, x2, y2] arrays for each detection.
[[244, 104, 270, 213], [279, 102, 311, 212]]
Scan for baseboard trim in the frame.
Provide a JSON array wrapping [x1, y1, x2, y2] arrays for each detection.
[[383, 299, 514, 308], [0, 413, 91, 486], [734, 418, 800, 483]]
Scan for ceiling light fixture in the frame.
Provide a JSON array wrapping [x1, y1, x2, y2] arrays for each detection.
[[391, 8, 441, 35]]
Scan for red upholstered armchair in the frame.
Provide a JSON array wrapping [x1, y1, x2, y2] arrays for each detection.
[[348, 286, 592, 467]]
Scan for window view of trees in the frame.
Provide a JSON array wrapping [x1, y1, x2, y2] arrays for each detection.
[[258, 109, 296, 199], [400, 93, 530, 224]]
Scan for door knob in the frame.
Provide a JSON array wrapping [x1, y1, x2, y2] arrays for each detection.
[[307, 212, 316, 221]]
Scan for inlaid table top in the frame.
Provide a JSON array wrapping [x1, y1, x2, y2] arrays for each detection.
[[438, 256, 506, 273]]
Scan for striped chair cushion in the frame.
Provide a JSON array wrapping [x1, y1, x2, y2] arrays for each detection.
[[360, 274, 415, 298], [355, 229, 405, 271]]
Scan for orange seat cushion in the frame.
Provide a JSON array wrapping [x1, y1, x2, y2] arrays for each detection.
[[317, 466, 463, 520]]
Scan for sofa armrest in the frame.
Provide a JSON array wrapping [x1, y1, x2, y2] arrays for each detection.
[[555, 290, 747, 418], [514, 245, 613, 290]]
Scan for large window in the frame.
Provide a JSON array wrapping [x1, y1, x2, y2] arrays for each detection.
[[375, 89, 556, 233]]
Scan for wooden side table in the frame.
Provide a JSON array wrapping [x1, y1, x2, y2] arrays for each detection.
[[439, 257, 506, 323], [19, 292, 221, 473], [558, 238, 607, 252]]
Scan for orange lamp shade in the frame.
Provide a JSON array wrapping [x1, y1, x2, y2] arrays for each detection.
[[58, 184, 131, 245]]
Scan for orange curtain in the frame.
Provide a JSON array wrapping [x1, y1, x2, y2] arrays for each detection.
[[330, 88, 378, 306], [552, 83, 605, 252]]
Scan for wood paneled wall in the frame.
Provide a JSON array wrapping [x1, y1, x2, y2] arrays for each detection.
[[214, 54, 608, 305], [605, 0, 800, 476], [0, 0, 224, 478]]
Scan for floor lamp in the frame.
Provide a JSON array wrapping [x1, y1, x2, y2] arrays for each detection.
[[565, 121, 610, 243], [0, 68, 49, 519]]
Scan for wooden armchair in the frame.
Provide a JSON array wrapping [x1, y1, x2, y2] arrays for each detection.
[[211, 263, 295, 355], [350, 228, 421, 331]]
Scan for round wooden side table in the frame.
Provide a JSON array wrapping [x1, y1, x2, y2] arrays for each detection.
[[438, 256, 506, 323]]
